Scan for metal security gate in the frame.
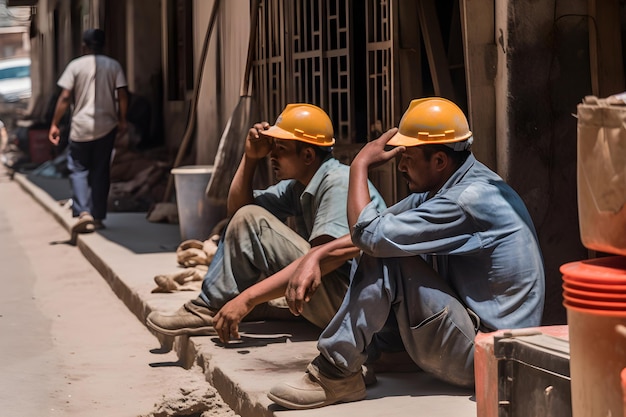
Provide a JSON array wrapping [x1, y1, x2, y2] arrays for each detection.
[[254, 0, 356, 144], [251, 0, 466, 203], [254, 0, 287, 125], [365, 0, 393, 139]]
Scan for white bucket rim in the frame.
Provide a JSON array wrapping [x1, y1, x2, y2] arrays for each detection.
[[171, 165, 214, 175]]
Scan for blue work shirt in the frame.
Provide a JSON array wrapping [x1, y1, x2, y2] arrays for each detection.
[[352, 154, 545, 330], [254, 155, 386, 242]]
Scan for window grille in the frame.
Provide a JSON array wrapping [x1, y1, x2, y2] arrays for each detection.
[[250, 0, 466, 204], [254, 0, 355, 144], [365, 0, 392, 139], [254, 0, 286, 122]]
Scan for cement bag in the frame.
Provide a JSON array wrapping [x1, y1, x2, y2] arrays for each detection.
[[576, 94, 626, 255]]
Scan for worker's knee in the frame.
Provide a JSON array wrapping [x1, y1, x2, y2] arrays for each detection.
[[226, 205, 297, 251], [403, 307, 476, 387], [231, 204, 270, 223], [226, 205, 272, 236]]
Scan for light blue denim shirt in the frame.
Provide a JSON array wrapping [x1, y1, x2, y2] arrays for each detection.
[[254, 156, 386, 242], [352, 154, 545, 330]]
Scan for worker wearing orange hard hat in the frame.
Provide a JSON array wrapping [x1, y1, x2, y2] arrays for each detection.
[[269, 97, 545, 409], [147, 103, 386, 343], [261, 103, 335, 146]]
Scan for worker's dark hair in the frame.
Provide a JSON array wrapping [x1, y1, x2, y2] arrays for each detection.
[[295, 141, 333, 160], [82, 29, 105, 52], [421, 144, 470, 167]]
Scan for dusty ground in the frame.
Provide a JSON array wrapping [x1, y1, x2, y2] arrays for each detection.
[[0, 165, 239, 417], [139, 368, 239, 417]]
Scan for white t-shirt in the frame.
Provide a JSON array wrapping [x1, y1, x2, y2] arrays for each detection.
[[57, 54, 127, 142]]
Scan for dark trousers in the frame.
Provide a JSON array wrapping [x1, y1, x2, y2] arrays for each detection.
[[66, 128, 116, 220]]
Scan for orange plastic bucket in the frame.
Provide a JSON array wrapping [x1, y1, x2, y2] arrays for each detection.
[[561, 257, 626, 283], [561, 256, 626, 417], [564, 283, 626, 302], [564, 280, 626, 294]]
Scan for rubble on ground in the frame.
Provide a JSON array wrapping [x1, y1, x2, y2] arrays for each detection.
[[140, 366, 240, 417]]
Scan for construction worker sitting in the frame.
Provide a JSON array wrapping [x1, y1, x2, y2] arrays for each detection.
[[268, 97, 545, 409], [147, 103, 386, 343]]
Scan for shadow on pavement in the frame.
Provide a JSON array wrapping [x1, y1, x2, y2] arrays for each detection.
[[26, 170, 182, 254], [95, 212, 181, 254]]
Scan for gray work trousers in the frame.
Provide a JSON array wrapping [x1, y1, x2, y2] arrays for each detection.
[[199, 205, 350, 329], [315, 253, 478, 387]]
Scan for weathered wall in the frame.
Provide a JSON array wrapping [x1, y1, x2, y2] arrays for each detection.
[[160, 1, 185, 153], [496, 0, 590, 325], [460, 0, 497, 171], [28, 0, 80, 120], [195, 0, 250, 166], [194, 0, 219, 166], [126, 0, 162, 147]]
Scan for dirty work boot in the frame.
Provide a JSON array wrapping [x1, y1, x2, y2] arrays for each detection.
[[146, 298, 217, 336], [92, 219, 105, 230], [268, 362, 366, 410], [361, 364, 377, 386], [71, 212, 95, 234]]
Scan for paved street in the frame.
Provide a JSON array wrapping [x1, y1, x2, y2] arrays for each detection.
[[0, 166, 237, 417]]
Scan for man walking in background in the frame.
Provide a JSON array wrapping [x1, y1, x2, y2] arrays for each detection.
[[48, 28, 128, 234]]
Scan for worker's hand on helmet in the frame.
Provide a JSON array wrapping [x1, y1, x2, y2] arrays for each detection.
[[245, 122, 273, 160], [352, 127, 404, 170]]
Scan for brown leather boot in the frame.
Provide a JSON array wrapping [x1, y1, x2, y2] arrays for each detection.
[[268, 362, 366, 410], [146, 299, 217, 336]]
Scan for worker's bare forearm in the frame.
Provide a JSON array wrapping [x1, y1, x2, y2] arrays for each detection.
[[227, 154, 258, 216], [117, 87, 128, 123], [311, 234, 360, 275], [51, 91, 71, 127], [236, 235, 359, 310], [347, 160, 372, 232], [228, 124, 273, 216], [237, 260, 297, 307]]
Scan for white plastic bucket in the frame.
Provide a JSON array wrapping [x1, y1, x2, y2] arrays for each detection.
[[171, 165, 225, 241]]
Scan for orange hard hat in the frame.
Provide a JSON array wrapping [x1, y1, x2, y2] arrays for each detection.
[[387, 97, 472, 150], [262, 103, 335, 147]]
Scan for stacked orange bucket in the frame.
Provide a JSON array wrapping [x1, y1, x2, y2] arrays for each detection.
[[564, 95, 626, 417]]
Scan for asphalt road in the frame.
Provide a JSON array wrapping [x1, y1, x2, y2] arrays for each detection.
[[0, 166, 236, 417]]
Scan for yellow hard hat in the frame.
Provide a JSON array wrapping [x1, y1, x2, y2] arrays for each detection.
[[387, 97, 472, 149], [262, 103, 335, 147]]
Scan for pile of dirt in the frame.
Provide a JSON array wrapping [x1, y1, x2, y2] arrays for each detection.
[[140, 366, 240, 417]]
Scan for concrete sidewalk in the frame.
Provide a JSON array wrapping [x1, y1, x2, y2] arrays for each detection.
[[15, 171, 477, 417]]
